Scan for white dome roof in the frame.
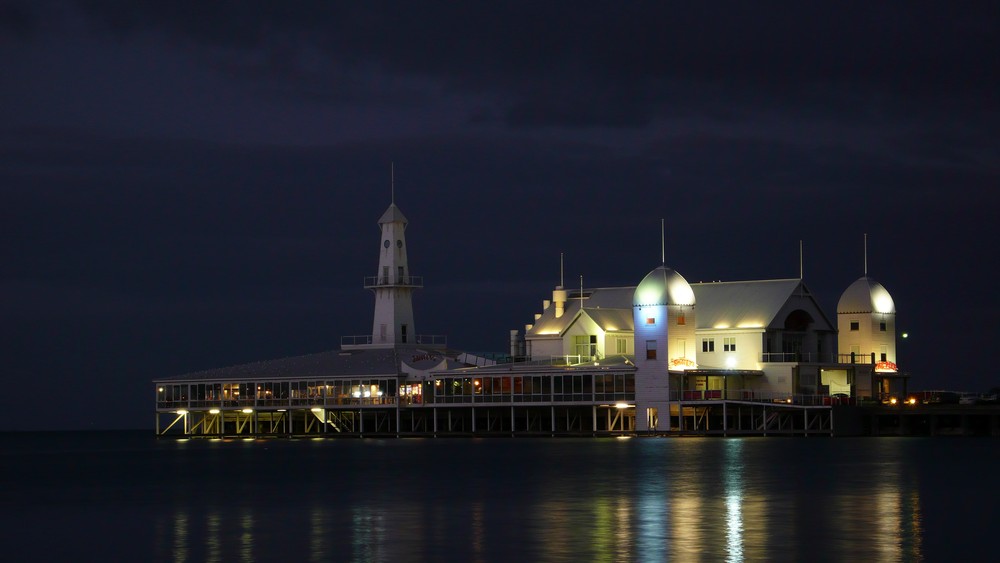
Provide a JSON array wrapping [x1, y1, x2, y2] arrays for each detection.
[[837, 276, 895, 314], [633, 265, 695, 307]]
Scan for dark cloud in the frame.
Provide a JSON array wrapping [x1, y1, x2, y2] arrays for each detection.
[[0, 2, 37, 38], [1, 2, 998, 429], [61, 1, 1000, 129]]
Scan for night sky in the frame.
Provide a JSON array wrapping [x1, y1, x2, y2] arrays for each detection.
[[2, 1, 997, 430]]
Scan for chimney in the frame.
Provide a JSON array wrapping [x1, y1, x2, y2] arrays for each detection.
[[553, 286, 568, 318]]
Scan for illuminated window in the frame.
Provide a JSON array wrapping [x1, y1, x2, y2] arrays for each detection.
[[850, 321, 859, 331], [724, 337, 736, 352], [702, 338, 715, 352], [575, 335, 597, 357], [677, 314, 685, 325], [646, 317, 655, 325], [879, 322, 886, 332], [646, 340, 657, 360]]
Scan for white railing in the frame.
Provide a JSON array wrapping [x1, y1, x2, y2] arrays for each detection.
[[671, 388, 850, 406], [363, 275, 424, 288]]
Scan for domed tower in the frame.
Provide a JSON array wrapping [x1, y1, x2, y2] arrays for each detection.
[[632, 265, 696, 431], [837, 276, 897, 369]]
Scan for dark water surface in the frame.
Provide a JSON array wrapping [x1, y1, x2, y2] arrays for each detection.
[[2, 432, 997, 562]]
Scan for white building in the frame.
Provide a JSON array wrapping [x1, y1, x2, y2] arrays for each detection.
[[154, 201, 904, 437]]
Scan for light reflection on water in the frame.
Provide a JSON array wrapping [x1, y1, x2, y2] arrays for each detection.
[[4, 433, 988, 561], [143, 439, 930, 562], [724, 439, 743, 563]]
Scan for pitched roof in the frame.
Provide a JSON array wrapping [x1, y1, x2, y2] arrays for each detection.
[[584, 308, 633, 332], [525, 287, 633, 337], [525, 279, 819, 336], [155, 346, 467, 382], [378, 203, 408, 225], [691, 279, 803, 329]]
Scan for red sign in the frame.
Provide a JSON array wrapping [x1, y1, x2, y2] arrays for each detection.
[[670, 358, 696, 368], [874, 360, 898, 373]]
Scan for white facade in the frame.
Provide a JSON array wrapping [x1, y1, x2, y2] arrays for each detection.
[[513, 271, 885, 403], [837, 276, 898, 368], [368, 202, 420, 347]]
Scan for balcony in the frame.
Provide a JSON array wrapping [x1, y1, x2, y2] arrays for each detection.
[[671, 389, 843, 406], [340, 333, 447, 347], [760, 352, 882, 365], [364, 275, 424, 289]]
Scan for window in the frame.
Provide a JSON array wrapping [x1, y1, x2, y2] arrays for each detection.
[[646, 340, 657, 360], [616, 337, 628, 354], [398, 266, 405, 283], [401, 324, 407, 343], [724, 337, 736, 352], [850, 321, 859, 331], [879, 322, 887, 332], [646, 317, 655, 325], [677, 314, 685, 325], [702, 338, 715, 352], [574, 335, 597, 358], [880, 345, 887, 362]]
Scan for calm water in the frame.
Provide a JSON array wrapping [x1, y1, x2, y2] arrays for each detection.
[[2, 432, 997, 562]]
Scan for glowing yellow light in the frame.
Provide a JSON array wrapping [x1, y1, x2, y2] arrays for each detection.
[[311, 407, 323, 413], [889, 397, 898, 405], [435, 380, 441, 386], [615, 402, 630, 409], [277, 409, 287, 412], [786, 399, 792, 404], [242, 408, 254, 414], [209, 409, 220, 414], [714, 324, 731, 329], [158, 387, 164, 393], [907, 398, 916, 405], [176, 409, 188, 415], [736, 323, 764, 329], [473, 380, 480, 386]]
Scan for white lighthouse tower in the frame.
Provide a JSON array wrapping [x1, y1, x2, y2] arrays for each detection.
[[364, 198, 423, 348], [632, 264, 696, 431]]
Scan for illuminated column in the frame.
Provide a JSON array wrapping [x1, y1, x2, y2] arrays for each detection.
[[837, 275, 897, 398], [633, 265, 696, 431]]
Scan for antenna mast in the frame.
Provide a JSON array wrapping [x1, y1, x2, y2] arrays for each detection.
[[559, 253, 564, 288], [799, 240, 803, 280], [864, 233, 868, 276], [661, 218, 665, 264], [391, 162, 395, 204]]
